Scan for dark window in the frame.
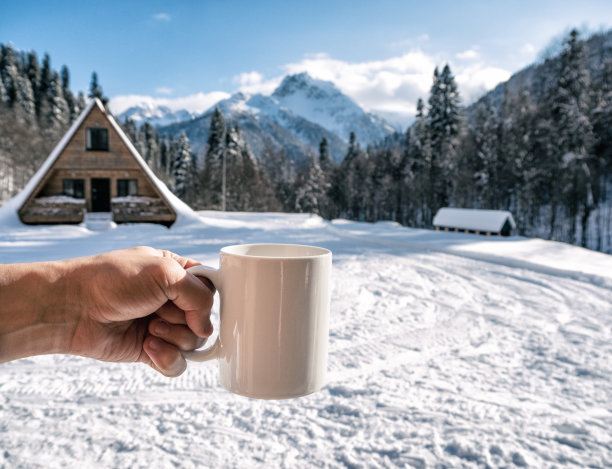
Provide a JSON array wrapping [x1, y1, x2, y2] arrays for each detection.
[[117, 179, 138, 197], [62, 179, 85, 198], [86, 128, 109, 151]]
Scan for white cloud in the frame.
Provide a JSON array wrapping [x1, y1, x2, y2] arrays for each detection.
[[234, 71, 263, 86], [109, 91, 231, 115], [153, 13, 171, 21], [109, 49, 512, 127], [155, 87, 173, 95], [232, 71, 281, 95], [280, 50, 511, 118], [456, 49, 479, 60], [454, 64, 511, 103], [282, 50, 436, 119]]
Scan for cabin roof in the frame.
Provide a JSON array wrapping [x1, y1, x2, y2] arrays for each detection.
[[15, 98, 192, 221], [433, 208, 516, 233]]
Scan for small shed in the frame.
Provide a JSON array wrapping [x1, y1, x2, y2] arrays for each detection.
[[433, 208, 516, 236], [17, 98, 177, 226]]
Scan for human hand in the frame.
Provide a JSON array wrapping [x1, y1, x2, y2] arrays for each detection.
[[0, 246, 215, 377], [68, 246, 215, 376]]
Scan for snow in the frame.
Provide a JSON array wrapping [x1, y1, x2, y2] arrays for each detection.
[[1, 211, 611, 468], [29, 195, 85, 205], [0, 99, 97, 223], [272, 73, 395, 143], [433, 207, 516, 233], [1, 98, 198, 228], [111, 196, 161, 203]]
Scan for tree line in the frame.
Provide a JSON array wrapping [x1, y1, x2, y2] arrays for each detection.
[[0, 44, 88, 201], [1, 30, 611, 253], [149, 29, 609, 252]]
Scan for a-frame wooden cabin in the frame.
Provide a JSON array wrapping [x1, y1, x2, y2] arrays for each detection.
[[18, 98, 177, 227]]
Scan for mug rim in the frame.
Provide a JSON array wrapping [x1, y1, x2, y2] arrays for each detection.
[[220, 243, 331, 259]]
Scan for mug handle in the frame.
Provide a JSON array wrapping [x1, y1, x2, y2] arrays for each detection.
[[182, 265, 222, 362]]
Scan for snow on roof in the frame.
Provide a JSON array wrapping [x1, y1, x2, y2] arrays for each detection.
[[0, 98, 196, 227], [433, 208, 516, 233], [102, 99, 195, 223]]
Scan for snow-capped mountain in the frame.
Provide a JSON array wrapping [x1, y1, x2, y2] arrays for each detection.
[[129, 73, 396, 163], [271, 72, 395, 144], [117, 103, 198, 128]]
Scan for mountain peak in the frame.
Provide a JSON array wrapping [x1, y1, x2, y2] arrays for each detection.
[[272, 72, 340, 100], [270, 72, 393, 143]]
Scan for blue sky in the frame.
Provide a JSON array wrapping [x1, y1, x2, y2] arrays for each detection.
[[2, 0, 611, 125]]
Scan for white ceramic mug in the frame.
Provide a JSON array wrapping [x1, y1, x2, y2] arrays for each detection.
[[183, 243, 332, 400]]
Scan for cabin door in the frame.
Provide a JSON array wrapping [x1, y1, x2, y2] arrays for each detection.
[[91, 178, 111, 212]]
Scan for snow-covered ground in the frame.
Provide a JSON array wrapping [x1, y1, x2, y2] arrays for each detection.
[[0, 211, 611, 468]]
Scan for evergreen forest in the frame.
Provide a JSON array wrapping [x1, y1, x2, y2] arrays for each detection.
[[1, 29, 611, 252]]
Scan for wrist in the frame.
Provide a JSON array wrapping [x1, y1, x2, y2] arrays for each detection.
[[0, 259, 80, 362]]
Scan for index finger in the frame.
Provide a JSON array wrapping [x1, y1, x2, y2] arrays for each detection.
[[160, 260, 215, 338]]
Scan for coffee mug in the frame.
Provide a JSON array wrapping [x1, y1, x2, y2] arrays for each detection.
[[183, 243, 332, 400]]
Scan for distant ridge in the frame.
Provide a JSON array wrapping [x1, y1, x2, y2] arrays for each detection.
[[121, 72, 395, 163]]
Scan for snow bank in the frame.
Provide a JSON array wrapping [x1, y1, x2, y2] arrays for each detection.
[[0, 212, 610, 467]]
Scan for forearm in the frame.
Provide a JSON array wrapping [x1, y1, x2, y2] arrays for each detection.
[[0, 260, 79, 362]]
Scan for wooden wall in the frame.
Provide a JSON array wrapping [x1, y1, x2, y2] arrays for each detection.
[[19, 104, 176, 226]]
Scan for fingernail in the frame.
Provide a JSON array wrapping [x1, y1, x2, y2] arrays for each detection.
[[155, 321, 170, 335], [148, 337, 161, 351]]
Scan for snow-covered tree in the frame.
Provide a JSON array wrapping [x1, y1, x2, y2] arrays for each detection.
[[0, 74, 6, 103], [427, 64, 462, 219], [172, 132, 193, 200], [141, 122, 159, 168], [550, 29, 594, 245], [26, 51, 40, 111], [471, 97, 501, 208], [402, 97, 431, 225], [295, 153, 329, 215], [88, 71, 108, 105], [60, 65, 78, 121], [44, 71, 69, 129], [201, 107, 227, 209]]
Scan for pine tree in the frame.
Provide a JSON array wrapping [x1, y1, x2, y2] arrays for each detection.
[[39, 53, 51, 107], [295, 153, 329, 215], [160, 135, 169, 175], [172, 132, 193, 201], [0, 73, 6, 103], [44, 71, 69, 129], [60, 65, 77, 121], [498, 88, 537, 233], [142, 122, 159, 168], [201, 107, 226, 209], [88, 71, 108, 105], [345, 131, 360, 162], [333, 132, 367, 220], [427, 64, 462, 220], [15, 75, 36, 121], [550, 29, 594, 245], [319, 137, 331, 171], [470, 97, 501, 208], [122, 117, 138, 143], [76, 91, 86, 112], [25, 51, 41, 114], [402, 98, 431, 225], [0, 44, 20, 106], [260, 138, 293, 211], [317, 137, 333, 218]]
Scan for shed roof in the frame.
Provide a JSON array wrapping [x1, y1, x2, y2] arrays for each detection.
[[433, 208, 516, 233]]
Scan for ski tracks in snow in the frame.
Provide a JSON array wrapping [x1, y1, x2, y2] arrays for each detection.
[[1, 213, 611, 468], [324, 223, 612, 468]]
